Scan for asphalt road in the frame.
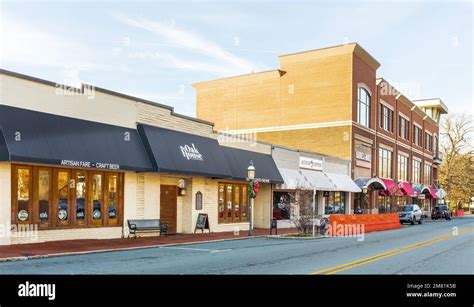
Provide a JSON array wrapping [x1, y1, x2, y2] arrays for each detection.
[[1, 216, 473, 274]]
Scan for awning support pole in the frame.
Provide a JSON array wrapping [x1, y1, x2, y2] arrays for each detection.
[[312, 186, 316, 237]]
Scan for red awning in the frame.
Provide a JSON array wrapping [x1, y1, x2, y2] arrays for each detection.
[[379, 179, 404, 196], [424, 185, 439, 199], [399, 182, 416, 197]]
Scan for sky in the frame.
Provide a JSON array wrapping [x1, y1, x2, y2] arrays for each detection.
[[0, 0, 472, 118]]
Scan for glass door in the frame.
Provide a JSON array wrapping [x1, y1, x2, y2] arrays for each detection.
[[55, 170, 71, 227]]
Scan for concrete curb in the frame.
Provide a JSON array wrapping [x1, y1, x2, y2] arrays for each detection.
[[0, 234, 273, 263], [265, 234, 325, 240]]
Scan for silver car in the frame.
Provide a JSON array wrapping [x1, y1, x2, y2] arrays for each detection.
[[399, 204, 423, 225]]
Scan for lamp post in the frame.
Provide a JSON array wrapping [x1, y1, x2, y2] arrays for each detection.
[[247, 161, 255, 237]]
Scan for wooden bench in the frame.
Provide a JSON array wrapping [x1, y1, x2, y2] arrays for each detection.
[[127, 219, 168, 238]]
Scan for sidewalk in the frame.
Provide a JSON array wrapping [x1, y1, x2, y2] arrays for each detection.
[[0, 228, 297, 261]]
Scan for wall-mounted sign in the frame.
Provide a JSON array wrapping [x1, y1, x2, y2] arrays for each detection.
[[195, 191, 203, 210], [418, 194, 426, 200], [180, 143, 203, 161], [355, 160, 371, 169], [60, 160, 120, 170], [355, 151, 371, 162], [58, 209, 68, 220], [18, 210, 29, 222], [299, 156, 323, 171], [93, 209, 102, 220]]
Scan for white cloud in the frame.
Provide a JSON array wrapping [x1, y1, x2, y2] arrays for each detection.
[[113, 14, 263, 75]]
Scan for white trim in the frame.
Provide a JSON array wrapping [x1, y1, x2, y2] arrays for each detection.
[[413, 122, 423, 129], [379, 99, 394, 111], [412, 156, 422, 162], [357, 82, 372, 97], [425, 130, 433, 136], [412, 147, 424, 156], [379, 143, 394, 151], [352, 122, 376, 135], [424, 153, 433, 159], [397, 141, 411, 150], [424, 161, 432, 166], [397, 150, 410, 157], [354, 134, 374, 144], [399, 112, 410, 121], [221, 120, 353, 135], [377, 133, 396, 143]]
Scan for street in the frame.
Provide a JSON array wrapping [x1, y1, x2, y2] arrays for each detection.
[[1, 217, 473, 274]]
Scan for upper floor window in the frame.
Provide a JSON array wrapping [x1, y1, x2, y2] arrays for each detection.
[[378, 148, 393, 178], [397, 154, 409, 182], [412, 159, 421, 184], [433, 135, 438, 157], [424, 163, 432, 185], [357, 87, 371, 128], [379, 103, 394, 132], [425, 133, 433, 152], [398, 115, 410, 140], [413, 125, 423, 146]]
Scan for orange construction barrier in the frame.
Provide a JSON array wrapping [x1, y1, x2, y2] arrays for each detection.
[[328, 213, 400, 236]]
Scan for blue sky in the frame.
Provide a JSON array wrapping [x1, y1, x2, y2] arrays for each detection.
[[1, 0, 472, 117]]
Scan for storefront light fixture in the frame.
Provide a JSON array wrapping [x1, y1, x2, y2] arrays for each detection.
[[247, 160, 255, 180], [362, 187, 368, 194]]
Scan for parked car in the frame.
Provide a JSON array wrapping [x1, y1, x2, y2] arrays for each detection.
[[399, 204, 423, 225], [431, 205, 452, 220]]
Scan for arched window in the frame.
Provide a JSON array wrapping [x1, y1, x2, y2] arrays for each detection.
[[358, 87, 371, 127]]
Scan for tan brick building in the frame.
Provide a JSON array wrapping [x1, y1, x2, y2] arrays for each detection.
[[193, 43, 448, 214]]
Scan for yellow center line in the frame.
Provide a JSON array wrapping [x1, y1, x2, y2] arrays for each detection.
[[310, 225, 474, 275]]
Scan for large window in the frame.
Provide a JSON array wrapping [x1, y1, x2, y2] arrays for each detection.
[[273, 192, 292, 220], [379, 103, 394, 132], [398, 115, 410, 140], [11, 165, 123, 228], [378, 148, 393, 178], [412, 160, 421, 184], [424, 164, 432, 185], [425, 133, 433, 152], [218, 183, 249, 223], [357, 87, 371, 128], [433, 135, 438, 158], [398, 154, 409, 182], [324, 191, 346, 214], [413, 125, 422, 146]]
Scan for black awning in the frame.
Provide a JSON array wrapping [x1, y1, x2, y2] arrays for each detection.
[[0, 105, 154, 171], [137, 124, 233, 178], [221, 146, 283, 183]]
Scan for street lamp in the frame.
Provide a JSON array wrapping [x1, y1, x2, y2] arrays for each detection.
[[247, 160, 255, 237]]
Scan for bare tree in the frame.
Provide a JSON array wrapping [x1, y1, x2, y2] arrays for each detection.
[[289, 188, 315, 235], [439, 114, 474, 209]]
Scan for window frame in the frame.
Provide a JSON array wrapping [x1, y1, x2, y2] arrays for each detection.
[[357, 87, 371, 128], [378, 148, 393, 179], [397, 154, 409, 182], [11, 164, 124, 229], [218, 182, 250, 224]]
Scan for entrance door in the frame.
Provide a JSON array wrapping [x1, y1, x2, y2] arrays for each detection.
[[160, 185, 177, 233]]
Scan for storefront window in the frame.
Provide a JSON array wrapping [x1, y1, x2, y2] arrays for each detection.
[[378, 195, 390, 213], [76, 172, 86, 221], [108, 175, 118, 220], [17, 168, 31, 222], [324, 191, 346, 214], [38, 170, 50, 224], [92, 174, 103, 222], [12, 165, 123, 228], [218, 185, 225, 221], [218, 183, 250, 223], [57, 171, 69, 223], [273, 192, 291, 220]]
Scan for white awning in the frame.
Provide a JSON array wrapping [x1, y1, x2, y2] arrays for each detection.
[[325, 173, 362, 193], [277, 168, 308, 189], [300, 169, 338, 191]]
